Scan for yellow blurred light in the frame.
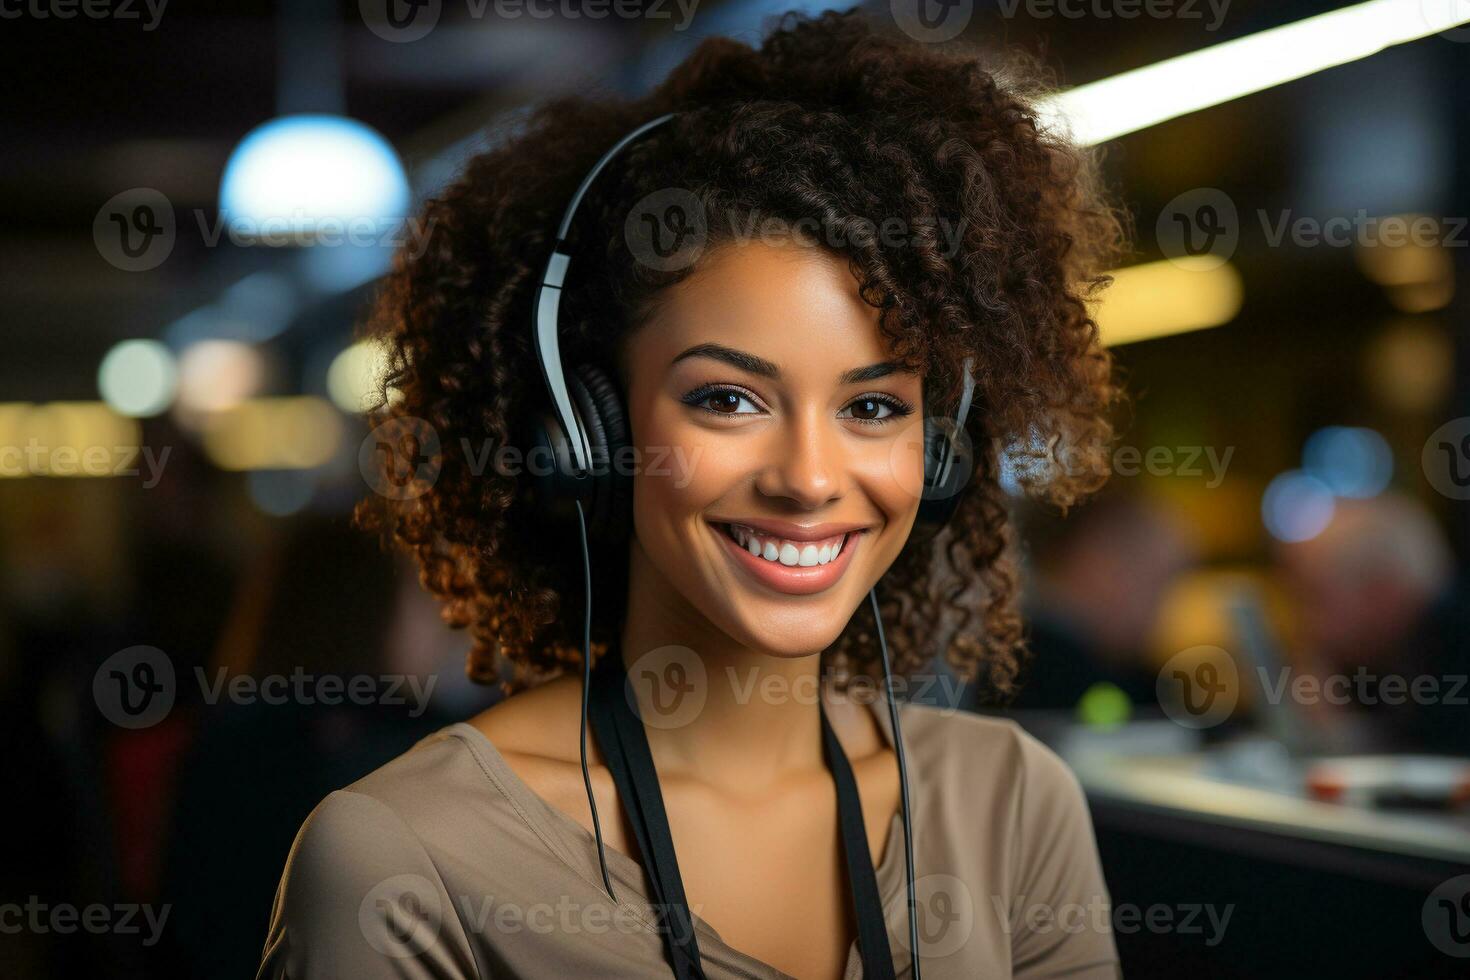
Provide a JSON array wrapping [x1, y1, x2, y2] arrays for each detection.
[[1355, 235, 1451, 286], [1366, 320, 1455, 414], [1094, 257, 1244, 347], [1386, 278, 1455, 313], [326, 338, 396, 414], [0, 402, 142, 478], [201, 396, 344, 470], [1354, 220, 1455, 312]]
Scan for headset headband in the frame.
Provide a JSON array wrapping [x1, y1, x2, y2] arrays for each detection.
[[532, 112, 677, 478]]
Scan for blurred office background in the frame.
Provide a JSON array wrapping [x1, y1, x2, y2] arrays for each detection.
[[3, 1, 1469, 977]]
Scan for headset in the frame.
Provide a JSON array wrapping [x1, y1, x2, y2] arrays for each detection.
[[526, 110, 978, 980]]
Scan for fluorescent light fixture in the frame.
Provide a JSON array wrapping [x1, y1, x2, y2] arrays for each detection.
[[1094, 257, 1243, 346], [1039, 0, 1470, 145]]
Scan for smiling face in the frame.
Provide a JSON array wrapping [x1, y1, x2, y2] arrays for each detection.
[[620, 239, 928, 658]]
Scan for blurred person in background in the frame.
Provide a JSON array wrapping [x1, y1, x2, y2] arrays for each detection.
[[992, 490, 1200, 713], [1275, 491, 1468, 756]]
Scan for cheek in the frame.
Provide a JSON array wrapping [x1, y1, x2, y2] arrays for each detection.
[[628, 404, 745, 527], [864, 417, 927, 526]]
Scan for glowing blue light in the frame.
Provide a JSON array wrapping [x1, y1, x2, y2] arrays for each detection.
[[219, 115, 410, 238], [1302, 426, 1393, 498], [1262, 470, 1337, 543], [248, 469, 316, 517], [299, 240, 394, 294]]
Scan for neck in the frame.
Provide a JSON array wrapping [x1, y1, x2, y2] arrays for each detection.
[[619, 537, 835, 792]]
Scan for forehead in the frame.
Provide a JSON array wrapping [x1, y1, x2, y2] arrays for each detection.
[[630, 240, 895, 372]]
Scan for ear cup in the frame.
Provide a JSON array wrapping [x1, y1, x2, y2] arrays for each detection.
[[565, 362, 632, 542], [909, 415, 975, 544]]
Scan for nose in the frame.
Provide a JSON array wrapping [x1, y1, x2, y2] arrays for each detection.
[[752, 405, 847, 509]]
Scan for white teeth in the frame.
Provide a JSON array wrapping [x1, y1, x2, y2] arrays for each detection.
[[724, 523, 852, 568]]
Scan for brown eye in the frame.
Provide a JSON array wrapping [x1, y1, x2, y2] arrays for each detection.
[[681, 386, 762, 416], [707, 391, 743, 414], [837, 394, 909, 425]]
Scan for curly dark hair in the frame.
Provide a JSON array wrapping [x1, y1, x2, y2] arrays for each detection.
[[356, 8, 1129, 701]]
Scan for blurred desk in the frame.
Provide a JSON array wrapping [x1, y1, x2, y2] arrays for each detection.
[[1071, 750, 1470, 884], [1002, 712, 1470, 979]]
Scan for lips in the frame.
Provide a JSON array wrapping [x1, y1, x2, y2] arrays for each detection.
[[708, 519, 865, 595]]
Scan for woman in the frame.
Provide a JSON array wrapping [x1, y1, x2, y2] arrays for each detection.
[[258, 9, 1125, 978]]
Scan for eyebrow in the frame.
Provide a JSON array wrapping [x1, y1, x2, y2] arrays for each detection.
[[671, 342, 915, 385]]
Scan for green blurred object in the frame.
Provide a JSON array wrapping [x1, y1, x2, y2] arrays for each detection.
[[1078, 682, 1132, 728]]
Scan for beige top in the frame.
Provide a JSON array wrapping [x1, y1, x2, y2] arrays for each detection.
[[257, 698, 1121, 979]]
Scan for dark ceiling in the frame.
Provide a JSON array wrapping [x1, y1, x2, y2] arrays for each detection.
[[0, 0, 1457, 402]]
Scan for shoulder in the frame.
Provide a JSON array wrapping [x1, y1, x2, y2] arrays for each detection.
[[897, 703, 1087, 812], [258, 787, 477, 976], [257, 731, 489, 977], [898, 707, 1118, 976], [897, 705, 1103, 893]]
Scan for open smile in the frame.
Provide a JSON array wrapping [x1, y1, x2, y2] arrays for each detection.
[[706, 519, 867, 596]]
